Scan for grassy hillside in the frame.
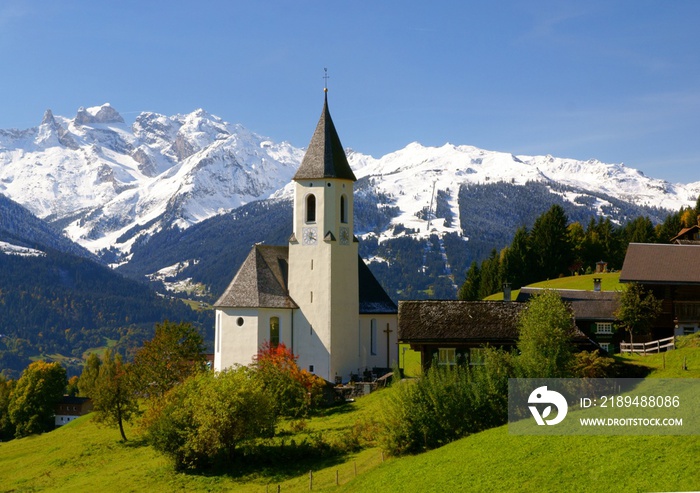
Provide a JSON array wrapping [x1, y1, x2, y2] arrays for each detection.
[[0, 389, 390, 492], [484, 272, 622, 301], [340, 345, 700, 493], [3, 344, 698, 493]]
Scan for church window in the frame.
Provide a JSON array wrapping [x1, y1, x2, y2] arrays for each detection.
[[306, 194, 316, 223], [270, 316, 280, 347], [370, 319, 377, 355], [237, 317, 244, 327], [340, 194, 348, 224]]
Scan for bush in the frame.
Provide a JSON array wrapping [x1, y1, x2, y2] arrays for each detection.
[[252, 343, 326, 418], [143, 367, 275, 470], [379, 348, 513, 455], [571, 350, 617, 378]]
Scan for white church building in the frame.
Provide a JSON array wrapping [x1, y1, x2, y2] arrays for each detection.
[[213, 94, 398, 382]]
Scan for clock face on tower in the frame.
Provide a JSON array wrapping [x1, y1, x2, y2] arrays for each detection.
[[302, 227, 318, 245], [339, 226, 350, 245]]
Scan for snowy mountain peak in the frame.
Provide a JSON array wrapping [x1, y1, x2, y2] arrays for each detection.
[[75, 103, 125, 125]]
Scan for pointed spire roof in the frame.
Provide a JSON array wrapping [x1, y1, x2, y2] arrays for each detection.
[[293, 94, 356, 182]]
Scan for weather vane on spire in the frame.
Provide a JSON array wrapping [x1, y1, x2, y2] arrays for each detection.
[[323, 68, 329, 93]]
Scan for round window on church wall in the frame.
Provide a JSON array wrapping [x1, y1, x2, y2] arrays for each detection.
[[237, 317, 244, 327]]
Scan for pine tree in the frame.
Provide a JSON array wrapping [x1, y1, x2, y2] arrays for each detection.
[[458, 261, 481, 301]]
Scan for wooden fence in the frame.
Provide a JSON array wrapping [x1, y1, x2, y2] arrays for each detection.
[[620, 336, 675, 355]]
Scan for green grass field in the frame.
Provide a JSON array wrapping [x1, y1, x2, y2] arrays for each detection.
[[3, 330, 698, 493], [484, 272, 623, 301]]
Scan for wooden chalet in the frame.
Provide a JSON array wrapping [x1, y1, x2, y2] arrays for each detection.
[[398, 300, 593, 369], [517, 287, 620, 352], [620, 243, 700, 338]]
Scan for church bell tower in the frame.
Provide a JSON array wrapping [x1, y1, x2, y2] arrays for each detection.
[[287, 90, 359, 381]]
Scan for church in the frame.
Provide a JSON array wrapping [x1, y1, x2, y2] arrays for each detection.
[[213, 92, 398, 382]]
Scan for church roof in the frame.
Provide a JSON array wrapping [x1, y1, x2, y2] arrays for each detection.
[[214, 245, 298, 309], [358, 259, 398, 314], [214, 245, 396, 314], [293, 95, 357, 182]]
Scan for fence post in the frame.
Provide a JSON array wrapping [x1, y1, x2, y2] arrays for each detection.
[[354, 461, 357, 477], [309, 470, 313, 490], [336, 470, 339, 486]]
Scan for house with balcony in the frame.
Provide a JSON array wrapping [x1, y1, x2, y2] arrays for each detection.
[[619, 243, 700, 338]]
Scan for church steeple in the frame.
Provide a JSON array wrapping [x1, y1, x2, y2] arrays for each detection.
[[293, 94, 357, 182]]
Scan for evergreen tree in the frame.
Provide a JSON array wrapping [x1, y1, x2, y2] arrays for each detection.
[[478, 249, 501, 299], [458, 261, 481, 301], [501, 226, 531, 288], [528, 204, 572, 280]]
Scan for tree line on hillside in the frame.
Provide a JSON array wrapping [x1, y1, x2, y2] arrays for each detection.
[[0, 250, 210, 379], [458, 197, 700, 300]]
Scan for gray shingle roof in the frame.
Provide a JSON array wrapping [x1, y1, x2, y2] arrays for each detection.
[[293, 95, 357, 182], [517, 287, 619, 321], [214, 245, 396, 314], [398, 300, 525, 342], [620, 243, 700, 284], [214, 245, 298, 309], [398, 299, 589, 344]]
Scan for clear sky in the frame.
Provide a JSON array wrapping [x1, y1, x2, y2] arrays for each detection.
[[1, 1, 699, 184]]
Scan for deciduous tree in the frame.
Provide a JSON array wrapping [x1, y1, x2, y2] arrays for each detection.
[[91, 349, 139, 441], [132, 321, 206, 399], [517, 290, 574, 378], [615, 282, 662, 346], [144, 367, 275, 470], [8, 361, 66, 437]]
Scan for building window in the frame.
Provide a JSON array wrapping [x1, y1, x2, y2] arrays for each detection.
[[683, 326, 696, 335], [469, 348, 485, 366], [340, 194, 348, 224], [596, 322, 613, 334], [438, 348, 456, 366], [237, 317, 244, 327], [599, 342, 610, 352], [370, 319, 377, 355], [270, 316, 280, 347], [306, 194, 316, 223]]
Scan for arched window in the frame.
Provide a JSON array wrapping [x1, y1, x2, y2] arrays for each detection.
[[306, 194, 316, 223], [370, 319, 377, 355], [340, 194, 348, 224], [270, 316, 280, 347]]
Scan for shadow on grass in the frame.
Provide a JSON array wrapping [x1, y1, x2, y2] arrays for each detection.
[[178, 435, 356, 482]]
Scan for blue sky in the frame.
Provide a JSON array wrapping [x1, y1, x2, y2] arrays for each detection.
[[1, 1, 699, 183]]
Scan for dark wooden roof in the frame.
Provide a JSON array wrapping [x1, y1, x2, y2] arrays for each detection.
[[358, 259, 398, 314], [517, 287, 618, 321], [398, 300, 590, 344], [215, 245, 396, 314], [293, 95, 356, 182], [398, 301, 525, 343], [620, 243, 700, 285], [214, 245, 298, 309]]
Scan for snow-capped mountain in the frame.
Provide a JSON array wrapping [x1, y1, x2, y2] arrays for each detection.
[[346, 143, 700, 242], [1, 104, 698, 266], [0, 104, 302, 256]]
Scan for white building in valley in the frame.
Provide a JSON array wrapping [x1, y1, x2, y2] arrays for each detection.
[[213, 93, 398, 382]]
